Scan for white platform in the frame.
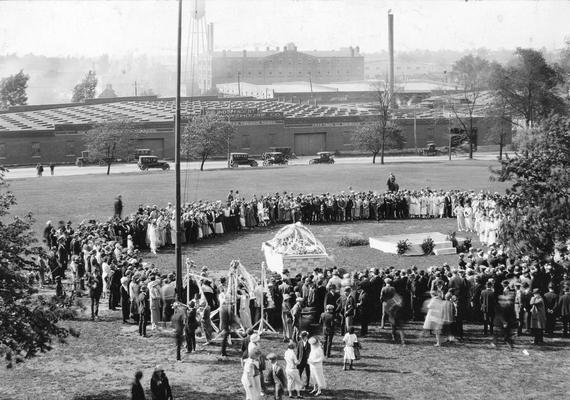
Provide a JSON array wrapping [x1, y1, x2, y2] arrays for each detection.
[[369, 232, 454, 256]]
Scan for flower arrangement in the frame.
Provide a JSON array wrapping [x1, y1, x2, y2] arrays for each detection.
[[396, 239, 412, 255], [421, 237, 435, 255]]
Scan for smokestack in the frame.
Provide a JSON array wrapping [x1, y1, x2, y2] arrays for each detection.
[[208, 23, 214, 53], [388, 10, 394, 107]]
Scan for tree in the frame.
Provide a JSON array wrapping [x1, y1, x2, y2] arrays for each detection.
[[71, 70, 98, 103], [450, 54, 492, 159], [182, 115, 236, 171], [83, 120, 145, 175], [359, 82, 403, 165], [485, 95, 512, 160], [352, 121, 403, 164], [0, 70, 30, 110], [490, 48, 565, 127], [493, 115, 570, 259], [0, 167, 78, 367]]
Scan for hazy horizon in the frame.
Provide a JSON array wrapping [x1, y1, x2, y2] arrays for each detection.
[[1, 0, 568, 58]]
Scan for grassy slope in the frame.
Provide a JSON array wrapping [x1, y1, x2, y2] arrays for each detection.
[[5, 159, 567, 400]]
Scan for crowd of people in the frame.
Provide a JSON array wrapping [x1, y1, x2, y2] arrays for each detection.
[[35, 183, 570, 400]]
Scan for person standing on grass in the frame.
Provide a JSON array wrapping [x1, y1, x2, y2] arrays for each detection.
[[319, 304, 336, 358], [530, 288, 546, 345], [131, 370, 146, 400], [120, 276, 131, 323], [185, 300, 198, 353], [284, 342, 303, 399], [342, 327, 358, 370], [36, 163, 43, 177], [138, 286, 150, 337], [307, 337, 326, 396], [49, 162, 55, 176], [88, 269, 103, 321], [296, 331, 311, 390], [172, 301, 187, 361], [491, 294, 517, 349], [114, 194, 123, 219], [266, 352, 287, 400], [150, 366, 172, 400]]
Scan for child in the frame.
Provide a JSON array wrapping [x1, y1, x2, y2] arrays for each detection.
[[185, 300, 198, 353], [266, 352, 287, 400], [342, 327, 358, 370]]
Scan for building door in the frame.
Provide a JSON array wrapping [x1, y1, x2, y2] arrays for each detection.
[[294, 133, 326, 155], [137, 139, 164, 158]]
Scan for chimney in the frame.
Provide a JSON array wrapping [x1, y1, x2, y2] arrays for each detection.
[[208, 23, 214, 53], [276, 46, 280, 52], [350, 46, 354, 57], [388, 10, 395, 107], [355, 45, 360, 55], [266, 46, 270, 51], [243, 49, 247, 57]]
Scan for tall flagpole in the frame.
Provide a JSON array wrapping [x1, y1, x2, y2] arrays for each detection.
[[175, 0, 183, 300]]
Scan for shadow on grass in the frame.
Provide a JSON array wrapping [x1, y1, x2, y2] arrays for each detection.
[[73, 385, 238, 400]]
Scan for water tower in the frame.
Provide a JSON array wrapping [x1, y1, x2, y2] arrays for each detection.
[[186, 0, 214, 95]]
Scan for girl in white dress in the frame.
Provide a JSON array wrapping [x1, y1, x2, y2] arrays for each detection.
[[454, 203, 465, 232], [342, 327, 358, 371], [241, 350, 262, 400], [284, 342, 303, 398], [464, 204, 474, 232], [308, 337, 326, 396]]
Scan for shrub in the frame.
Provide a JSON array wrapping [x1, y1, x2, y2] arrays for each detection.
[[338, 234, 369, 247], [396, 239, 412, 255], [421, 237, 435, 255], [446, 231, 458, 247]]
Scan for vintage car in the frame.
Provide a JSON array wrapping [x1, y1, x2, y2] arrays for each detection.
[[421, 142, 440, 156], [268, 146, 295, 159], [132, 148, 152, 161], [262, 151, 288, 166], [309, 151, 335, 164], [229, 152, 258, 168], [75, 150, 106, 167], [137, 155, 170, 171]]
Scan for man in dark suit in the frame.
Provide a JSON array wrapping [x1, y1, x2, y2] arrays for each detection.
[[557, 286, 570, 337], [480, 281, 496, 336], [266, 353, 287, 400], [296, 331, 311, 389], [448, 269, 469, 340], [88, 269, 103, 321], [543, 283, 559, 336], [319, 304, 336, 358]]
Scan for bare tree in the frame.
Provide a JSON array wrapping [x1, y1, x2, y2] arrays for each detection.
[[450, 55, 492, 159], [353, 82, 402, 165]]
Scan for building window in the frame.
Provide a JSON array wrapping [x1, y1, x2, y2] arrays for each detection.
[[0, 143, 6, 159], [32, 142, 41, 158]]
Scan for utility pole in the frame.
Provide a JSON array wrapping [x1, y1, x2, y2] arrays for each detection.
[[174, 0, 183, 301], [134, 81, 138, 96], [237, 72, 241, 96]]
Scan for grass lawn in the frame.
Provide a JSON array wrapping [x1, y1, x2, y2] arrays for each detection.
[[5, 159, 567, 400]]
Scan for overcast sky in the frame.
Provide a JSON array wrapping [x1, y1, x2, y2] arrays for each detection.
[[0, 0, 568, 57]]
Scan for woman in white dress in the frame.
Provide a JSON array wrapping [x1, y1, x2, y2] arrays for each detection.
[[463, 203, 474, 232], [342, 327, 358, 371], [307, 337, 326, 396], [241, 349, 262, 400], [284, 342, 303, 398], [239, 289, 252, 329], [148, 220, 158, 254], [454, 203, 465, 232]]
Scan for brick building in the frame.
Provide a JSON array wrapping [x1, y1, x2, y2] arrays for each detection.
[[198, 43, 365, 93], [0, 96, 508, 166]]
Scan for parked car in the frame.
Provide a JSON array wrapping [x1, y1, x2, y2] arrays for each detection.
[[262, 151, 288, 166], [137, 155, 170, 171], [309, 151, 335, 164], [268, 146, 295, 159], [75, 150, 106, 167], [229, 152, 258, 168], [132, 148, 152, 161], [421, 142, 440, 156]]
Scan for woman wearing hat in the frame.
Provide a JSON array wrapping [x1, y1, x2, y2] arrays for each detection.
[[120, 276, 131, 323], [530, 289, 546, 345], [307, 337, 326, 396]]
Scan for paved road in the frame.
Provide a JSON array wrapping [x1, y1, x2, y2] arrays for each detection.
[[3, 152, 501, 180]]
